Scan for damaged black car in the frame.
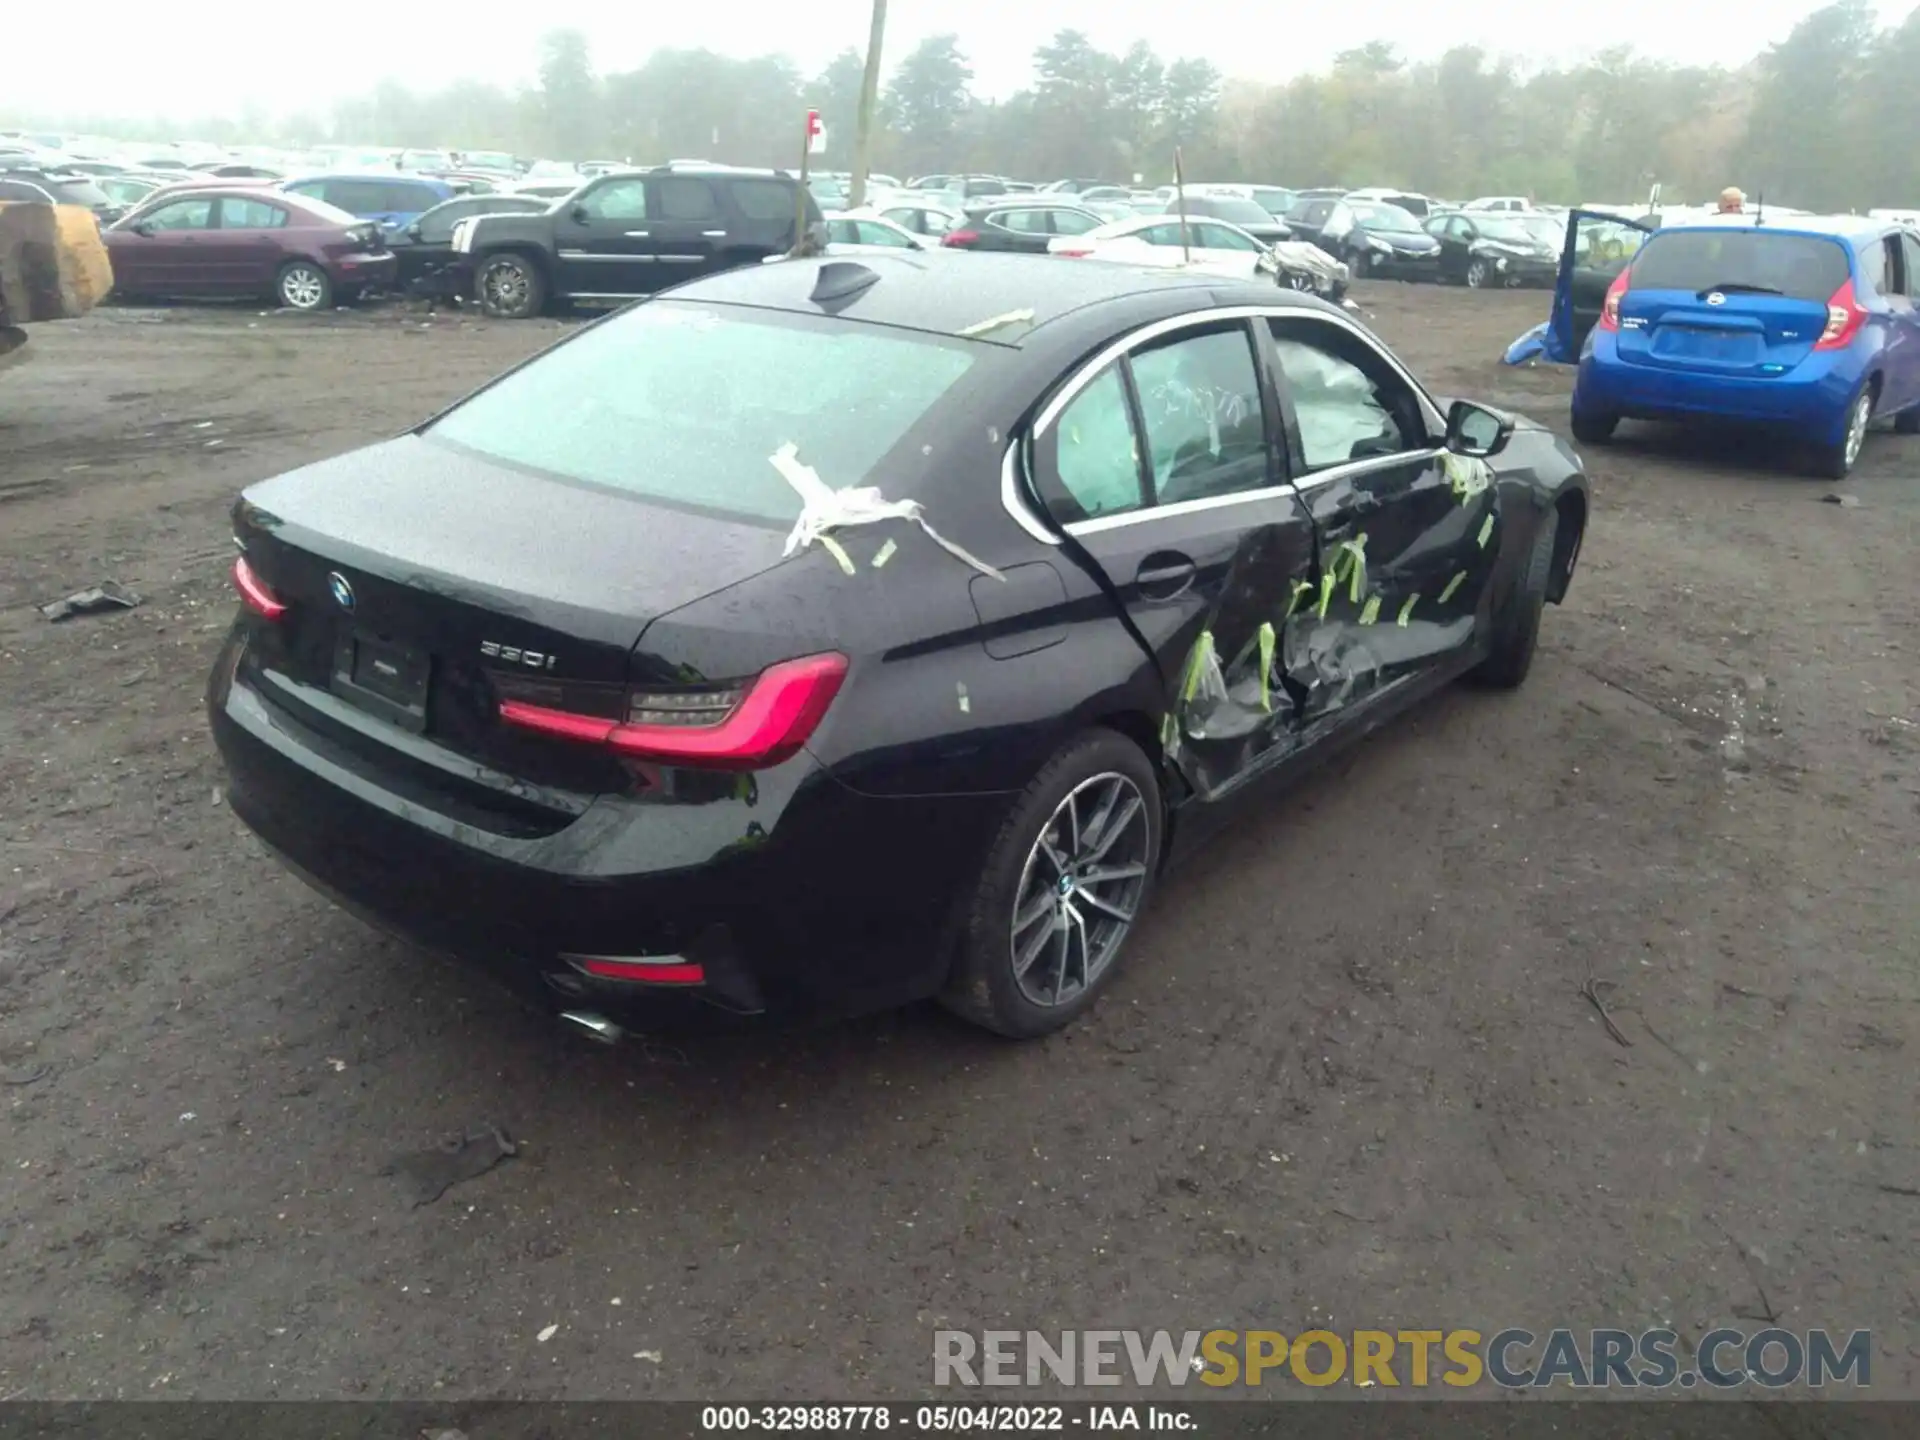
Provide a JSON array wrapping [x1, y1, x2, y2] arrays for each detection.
[[209, 255, 1589, 1041], [1427, 210, 1561, 289]]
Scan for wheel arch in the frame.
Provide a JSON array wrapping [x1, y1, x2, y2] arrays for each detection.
[[1547, 486, 1586, 604]]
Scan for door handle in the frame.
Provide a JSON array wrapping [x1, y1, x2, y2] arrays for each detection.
[[624, 230, 651, 238], [1135, 553, 1196, 600], [701, 229, 727, 238]]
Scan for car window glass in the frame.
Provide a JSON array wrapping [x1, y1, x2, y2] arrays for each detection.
[[1046, 365, 1145, 521], [1129, 326, 1268, 504], [1143, 223, 1184, 246], [429, 303, 978, 524], [1050, 208, 1098, 236], [218, 196, 286, 229], [579, 179, 648, 220], [0, 180, 52, 201], [1881, 236, 1905, 295], [1268, 319, 1423, 469], [1856, 238, 1888, 293], [853, 221, 910, 247], [825, 218, 858, 244], [143, 198, 215, 231], [416, 201, 477, 243], [732, 179, 795, 221], [656, 178, 717, 221], [1196, 222, 1259, 252], [1901, 233, 1920, 296], [880, 207, 922, 232], [988, 208, 1046, 234]]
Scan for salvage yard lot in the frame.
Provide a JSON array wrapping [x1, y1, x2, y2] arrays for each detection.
[[1, 284, 1917, 1399]]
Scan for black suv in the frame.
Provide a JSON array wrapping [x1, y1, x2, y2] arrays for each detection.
[[454, 167, 822, 318]]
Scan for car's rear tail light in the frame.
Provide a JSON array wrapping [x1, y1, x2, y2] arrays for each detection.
[[567, 955, 706, 986], [1598, 268, 1631, 331], [231, 555, 287, 620], [1815, 278, 1867, 350], [498, 652, 848, 770], [1054, 246, 1094, 258], [941, 229, 980, 248]]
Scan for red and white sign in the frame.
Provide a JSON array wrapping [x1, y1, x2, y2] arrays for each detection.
[[806, 109, 826, 155]]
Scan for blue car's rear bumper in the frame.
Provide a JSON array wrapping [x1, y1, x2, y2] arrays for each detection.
[[1574, 337, 1861, 441]]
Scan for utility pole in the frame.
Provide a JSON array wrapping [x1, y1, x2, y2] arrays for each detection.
[[848, 0, 888, 209]]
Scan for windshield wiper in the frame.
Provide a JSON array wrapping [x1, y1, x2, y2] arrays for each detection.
[[1696, 282, 1783, 297]]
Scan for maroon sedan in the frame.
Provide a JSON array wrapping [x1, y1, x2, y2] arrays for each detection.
[[104, 188, 396, 311]]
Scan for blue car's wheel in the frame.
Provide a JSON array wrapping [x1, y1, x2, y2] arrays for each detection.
[[1571, 408, 1617, 445], [1815, 385, 1873, 480]]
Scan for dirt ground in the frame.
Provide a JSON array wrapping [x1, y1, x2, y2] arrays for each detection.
[[1, 284, 1916, 1403]]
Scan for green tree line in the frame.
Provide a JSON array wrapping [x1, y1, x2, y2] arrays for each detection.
[[12, 0, 1917, 211]]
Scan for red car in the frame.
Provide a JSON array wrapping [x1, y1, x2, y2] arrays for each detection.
[[104, 187, 397, 311]]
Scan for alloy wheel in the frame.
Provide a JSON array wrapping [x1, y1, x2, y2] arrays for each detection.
[[1287, 272, 1317, 292], [1008, 772, 1151, 1008], [1466, 259, 1486, 288], [280, 266, 325, 310], [482, 260, 529, 314], [1844, 392, 1870, 469]]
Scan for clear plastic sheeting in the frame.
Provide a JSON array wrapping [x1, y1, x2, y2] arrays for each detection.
[[769, 442, 1006, 581]]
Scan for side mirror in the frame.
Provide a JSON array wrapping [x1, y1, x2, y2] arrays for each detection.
[[1445, 399, 1513, 458], [569, 203, 590, 224], [404, 222, 423, 241], [131, 221, 155, 237]]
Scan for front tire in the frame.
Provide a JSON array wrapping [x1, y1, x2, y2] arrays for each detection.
[[1472, 509, 1559, 691], [475, 252, 546, 319], [1465, 257, 1488, 289], [275, 261, 332, 312], [941, 730, 1162, 1039]]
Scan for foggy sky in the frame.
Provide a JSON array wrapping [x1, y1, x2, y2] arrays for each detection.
[[13, 0, 1908, 123]]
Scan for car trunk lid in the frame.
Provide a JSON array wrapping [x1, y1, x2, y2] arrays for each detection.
[[232, 434, 792, 808]]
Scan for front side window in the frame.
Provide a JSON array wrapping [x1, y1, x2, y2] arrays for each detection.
[[141, 198, 215, 231], [1195, 223, 1260, 252], [853, 221, 912, 247], [1050, 208, 1099, 236], [732, 179, 796, 221], [426, 304, 979, 525], [1268, 318, 1423, 471], [579, 180, 648, 220], [1130, 327, 1269, 505], [989, 208, 1049, 235]]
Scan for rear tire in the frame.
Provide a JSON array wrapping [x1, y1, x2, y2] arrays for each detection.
[[1570, 409, 1617, 445], [1813, 385, 1873, 479], [475, 252, 546, 319], [940, 730, 1162, 1039], [1472, 509, 1559, 691], [275, 261, 332, 312]]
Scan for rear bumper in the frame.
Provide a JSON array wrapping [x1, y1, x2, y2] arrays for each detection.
[[1575, 343, 1860, 433], [208, 625, 1006, 1024], [332, 252, 398, 290]]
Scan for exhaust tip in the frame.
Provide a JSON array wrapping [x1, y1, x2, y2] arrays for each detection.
[[559, 1010, 623, 1045]]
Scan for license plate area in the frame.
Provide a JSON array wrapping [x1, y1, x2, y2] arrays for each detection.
[[330, 629, 431, 733], [1658, 326, 1760, 363]]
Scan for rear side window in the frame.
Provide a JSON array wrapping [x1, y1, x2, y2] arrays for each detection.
[[732, 178, 796, 221], [1047, 366, 1145, 520], [1630, 231, 1851, 301], [655, 178, 717, 221], [218, 196, 287, 229], [426, 304, 980, 524]]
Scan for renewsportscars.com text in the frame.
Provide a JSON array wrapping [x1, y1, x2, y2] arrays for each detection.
[[933, 1328, 1872, 1390]]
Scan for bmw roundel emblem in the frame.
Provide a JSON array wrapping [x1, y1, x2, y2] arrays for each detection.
[[327, 572, 355, 610]]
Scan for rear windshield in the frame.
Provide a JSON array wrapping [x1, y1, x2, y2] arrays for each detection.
[[1630, 230, 1850, 300], [1200, 197, 1274, 226], [425, 302, 981, 523]]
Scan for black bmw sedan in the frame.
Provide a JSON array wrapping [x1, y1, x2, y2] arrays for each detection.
[[209, 255, 1590, 1040]]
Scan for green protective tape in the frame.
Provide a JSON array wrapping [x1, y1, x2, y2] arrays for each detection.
[[1317, 569, 1337, 619], [1334, 532, 1369, 602], [1358, 595, 1381, 626], [1180, 630, 1217, 702], [1397, 593, 1418, 627], [1284, 578, 1314, 620], [1256, 621, 1276, 712], [819, 534, 856, 575], [1161, 712, 1178, 749], [1439, 570, 1467, 604], [1477, 513, 1495, 548]]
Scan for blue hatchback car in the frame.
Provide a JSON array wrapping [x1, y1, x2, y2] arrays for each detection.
[[1505, 209, 1920, 477], [279, 173, 457, 231]]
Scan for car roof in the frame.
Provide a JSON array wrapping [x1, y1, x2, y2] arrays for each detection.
[[1652, 213, 1888, 242], [288, 171, 449, 184], [663, 251, 1292, 347]]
